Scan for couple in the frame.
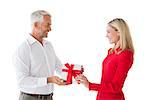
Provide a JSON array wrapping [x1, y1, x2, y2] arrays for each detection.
[[13, 10, 134, 100]]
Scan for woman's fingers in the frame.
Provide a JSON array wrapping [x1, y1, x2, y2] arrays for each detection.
[[75, 74, 87, 82]]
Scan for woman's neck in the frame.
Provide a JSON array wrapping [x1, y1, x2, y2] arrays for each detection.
[[114, 41, 120, 50]]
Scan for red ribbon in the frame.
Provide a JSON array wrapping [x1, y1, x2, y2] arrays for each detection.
[[62, 63, 84, 85]]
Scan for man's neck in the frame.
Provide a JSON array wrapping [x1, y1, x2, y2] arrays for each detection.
[[31, 32, 43, 45]]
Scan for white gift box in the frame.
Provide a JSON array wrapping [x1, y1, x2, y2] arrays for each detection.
[[61, 63, 84, 85]]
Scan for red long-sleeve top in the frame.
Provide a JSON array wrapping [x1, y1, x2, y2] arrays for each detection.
[[89, 48, 134, 100]]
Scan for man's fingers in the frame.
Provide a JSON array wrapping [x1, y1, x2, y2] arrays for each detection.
[[55, 77, 66, 85]]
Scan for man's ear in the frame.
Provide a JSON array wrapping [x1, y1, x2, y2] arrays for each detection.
[[34, 22, 39, 28]]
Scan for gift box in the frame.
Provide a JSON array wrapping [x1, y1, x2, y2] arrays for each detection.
[[62, 63, 84, 85]]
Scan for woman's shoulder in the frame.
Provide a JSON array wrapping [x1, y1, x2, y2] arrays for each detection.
[[118, 49, 134, 59], [120, 49, 133, 54]]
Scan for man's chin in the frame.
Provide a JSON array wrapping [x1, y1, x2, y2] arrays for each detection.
[[42, 34, 48, 38], [43, 36, 47, 38]]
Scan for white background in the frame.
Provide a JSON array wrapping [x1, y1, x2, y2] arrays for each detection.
[[0, 0, 150, 100]]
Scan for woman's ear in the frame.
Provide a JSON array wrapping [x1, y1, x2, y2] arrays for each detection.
[[117, 31, 120, 36]]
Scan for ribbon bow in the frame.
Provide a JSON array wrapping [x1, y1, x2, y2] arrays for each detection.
[[62, 63, 84, 85]]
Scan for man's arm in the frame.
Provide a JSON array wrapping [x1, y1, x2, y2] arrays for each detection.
[[13, 44, 48, 88]]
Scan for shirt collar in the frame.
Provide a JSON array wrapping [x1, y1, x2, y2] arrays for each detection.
[[116, 47, 122, 52], [109, 47, 122, 54], [27, 34, 37, 45], [27, 34, 49, 45], [114, 47, 122, 54]]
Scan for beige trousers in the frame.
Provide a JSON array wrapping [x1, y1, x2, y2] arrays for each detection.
[[19, 92, 53, 100]]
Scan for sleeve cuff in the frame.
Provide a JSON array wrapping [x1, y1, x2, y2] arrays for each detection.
[[37, 77, 47, 87], [89, 82, 101, 91], [89, 82, 93, 91]]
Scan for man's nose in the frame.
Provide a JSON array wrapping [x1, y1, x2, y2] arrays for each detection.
[[48, 27, 51, 31]]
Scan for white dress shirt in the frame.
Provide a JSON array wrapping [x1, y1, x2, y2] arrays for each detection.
[[13, 35, 62, 94]]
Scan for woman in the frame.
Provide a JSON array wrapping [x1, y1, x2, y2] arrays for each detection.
[[76, 18, 134, 100]]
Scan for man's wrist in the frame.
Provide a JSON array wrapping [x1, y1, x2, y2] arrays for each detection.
[[47, 77, 52, 83]]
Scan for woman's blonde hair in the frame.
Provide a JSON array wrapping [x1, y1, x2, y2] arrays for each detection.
[[108, 18, 134, 53]]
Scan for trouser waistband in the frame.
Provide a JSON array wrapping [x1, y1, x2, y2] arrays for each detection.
[[21, 92, 53, 97]]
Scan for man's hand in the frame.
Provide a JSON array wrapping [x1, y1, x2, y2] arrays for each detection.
[[47, 76, 66, 86]]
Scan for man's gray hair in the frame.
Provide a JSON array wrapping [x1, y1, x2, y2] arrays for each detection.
[[31, 10, 50, 27]]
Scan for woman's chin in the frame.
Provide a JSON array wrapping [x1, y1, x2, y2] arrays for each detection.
[[108, 40, 113, 44]]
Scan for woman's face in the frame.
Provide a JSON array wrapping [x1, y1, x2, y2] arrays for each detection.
[[106, 25, 120, 44]]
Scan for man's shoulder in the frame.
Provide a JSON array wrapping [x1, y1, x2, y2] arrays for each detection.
[[17, 39, 31, 52]]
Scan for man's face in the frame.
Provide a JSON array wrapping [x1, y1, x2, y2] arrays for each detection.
[[37, 15, 51, 38]]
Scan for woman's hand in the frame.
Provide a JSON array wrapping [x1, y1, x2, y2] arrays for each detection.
[[75, 74, 89, 88]]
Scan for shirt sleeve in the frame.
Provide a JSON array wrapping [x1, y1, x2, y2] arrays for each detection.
[[13, 43, 47, 89], [89, 51, 133, 93], [55, 56, 63, 76], [46, 41, 63, 76], [89, 82, 101, 91]]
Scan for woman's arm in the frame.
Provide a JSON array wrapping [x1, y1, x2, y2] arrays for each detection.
[[89, 51, 133, 92]]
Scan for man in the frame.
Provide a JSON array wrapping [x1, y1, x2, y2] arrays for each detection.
[[13, 10, 66, 100]]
